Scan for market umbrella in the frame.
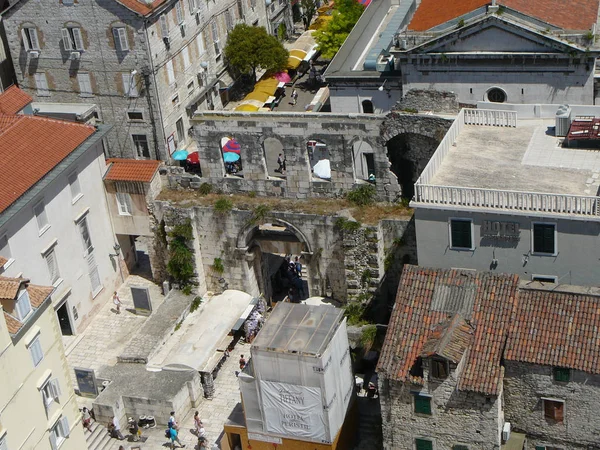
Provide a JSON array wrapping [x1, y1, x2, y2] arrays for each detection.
[[223, 152, 240, 163], [313, 159, 331, 179], [274, 72, 292, 83], [357, 0, 371, 5], [186, 151, 199, 164], [172, 149, 188, 160], [222, 138, 241, 154]]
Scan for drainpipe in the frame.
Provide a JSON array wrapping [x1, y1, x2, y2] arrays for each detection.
[[143, 19, 165, 161]]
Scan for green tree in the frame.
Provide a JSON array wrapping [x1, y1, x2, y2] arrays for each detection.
[[224, 24, 289, 81], [315, 0, 364, 59], [301, 0, 318, 30]]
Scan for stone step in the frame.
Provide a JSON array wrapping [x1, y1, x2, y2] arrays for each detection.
[[85, 422, 112, 450]]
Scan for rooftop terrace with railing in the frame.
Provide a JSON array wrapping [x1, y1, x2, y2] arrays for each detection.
[[413, 108, 600, 217]]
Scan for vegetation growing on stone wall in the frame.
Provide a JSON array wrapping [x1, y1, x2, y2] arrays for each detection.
[[360, 268, 372, 287], [247, 204, 271, 226], [335, 217, 361, 232], [347, 185, 376, 206], [212, 257, 225, 274], [190, 296, 203, 313], [344, 302, 367, 326], [360, 324, 377, 347], [214, 198, 233, 214], [199, 183, 212, 195], [166, 219, 195, 288]]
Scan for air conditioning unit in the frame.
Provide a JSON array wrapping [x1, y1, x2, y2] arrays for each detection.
[[163, 36, 170, 49], [70, 51, 81, 60], [180, 24, 186, 37], [502, 422, 511, 442], [195, 12, 201, 25], [29, 50, 40, 58]]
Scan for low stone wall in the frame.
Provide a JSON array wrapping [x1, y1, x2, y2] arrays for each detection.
[[395, 89, 459, 113]]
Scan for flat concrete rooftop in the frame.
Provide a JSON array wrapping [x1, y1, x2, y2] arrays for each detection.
[[430, 118, 600, 196]]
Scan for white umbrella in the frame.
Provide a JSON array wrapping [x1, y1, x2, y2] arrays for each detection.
[[313, 159, 331, 179]]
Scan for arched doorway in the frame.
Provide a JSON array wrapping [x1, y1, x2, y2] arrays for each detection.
[[386, 133, 440, 199], [238, 220, 311, 303], [362, 99, 374, 114]]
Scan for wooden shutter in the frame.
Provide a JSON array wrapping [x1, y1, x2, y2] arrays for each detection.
[[49, 430, 58, 450], [46, 250, 59, 283], [451, 220, 471, 249], [21, 28, 31, 50], [29, 28, 40, 50], [160, 14, 169, 38], [415, 439, 433, 450], [182, 45, 190, 69], [72, 28, 84, 50], [61, 28, 73, 50], [554, 401, 564, 422], [118, 28, 128, 51], [543, 225, 554, 253], [87, 253, 101, 293], [59, 416, 70, 437], [176, 0, 184, 23], [414, 395, 432, 415]]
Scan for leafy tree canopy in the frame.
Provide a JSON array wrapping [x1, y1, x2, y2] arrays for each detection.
[[301, 0, 318, 30], [315, 0, 364, 59], [224, 24, 289, 81]]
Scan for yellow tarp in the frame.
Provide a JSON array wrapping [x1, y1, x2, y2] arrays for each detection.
[[254, 79, 279, 96], [235, 104, 260, 112], [290, 49, 308, 60]]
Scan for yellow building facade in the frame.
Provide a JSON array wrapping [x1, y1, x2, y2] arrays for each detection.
[[0, 274, 86, 449]]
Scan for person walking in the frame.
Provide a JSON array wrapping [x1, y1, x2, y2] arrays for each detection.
[[277, 153, 285, 174], [110, 416, 124, 440], [291, 89, 298, 106], [294, 256, 302, 278], [239, 354, 246, 370], [112, 291, 122, 314], [81, 407, 92, 432], [168, 426, 186, 449], [168, 411, 179, 430], [193, 411, 203, 435]]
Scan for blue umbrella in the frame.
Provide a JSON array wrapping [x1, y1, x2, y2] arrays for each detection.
[[172, 150, 188, 160], [223, 152, 240, 163]]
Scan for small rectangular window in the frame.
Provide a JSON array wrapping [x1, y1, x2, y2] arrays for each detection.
[[175, 0, 184, 24], [132, 134, 150, 158], [553, 367, 570, 382], [176, 118, 185, 144], [113, 27, 129, 51], [415, 438, 433, 450], [15, 289, 32, 321], [49, 416, 69, 450], [450, 219, 472, 249], [77, 73, 93, 97], [533, 223, 556, 254], [187, 80, 194, 94], [116, 192, 133, 216], [236, 0, 244, 18], [29, 336, 44, 366], [34, 201, 49, 231], [431, 358, 448, 379], [34, 73, 50, 97], [532, 275, 557, 283], [453, 446, 468, 450], [414, 394, 432, 415], [21, 27, 40, 51], [87, 253, 102, 295], [127, 111, 144, 121], [211, 20, 220, 57], [68, 172, 81, 200], [225, 9, 233, 31], [166, 59, 175, 86], [160, 14, 169, 38], [182, 45, 191, 70], [197, 32, 206, 56], [543, 398, 564, 422], [122, 72, 138, 97], [45, 248, 61, 284], [42, 377, 61, 408], [0, 235, 11, 261], [62, 27, 84, 51], [172, 94, 180, 106]]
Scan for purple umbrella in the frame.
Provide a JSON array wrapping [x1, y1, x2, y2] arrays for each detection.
[[222, 138, 241, 154]]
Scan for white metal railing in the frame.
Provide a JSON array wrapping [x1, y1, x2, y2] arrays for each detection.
[[463, 108, 517, 127], [414, 184, 600, 216]]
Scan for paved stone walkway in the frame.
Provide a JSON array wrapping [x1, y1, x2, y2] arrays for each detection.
[[66, 275, 165, 391]]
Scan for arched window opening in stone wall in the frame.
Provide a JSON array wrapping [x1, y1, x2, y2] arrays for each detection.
[[307, 139, 330, 182], [352, 141, 375, 184], [263, 137, 286, 179], [221, 136, 243, 178]]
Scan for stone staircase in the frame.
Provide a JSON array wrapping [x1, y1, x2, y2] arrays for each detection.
[[353, 396, 383, 450], [85, 421, 114, 450]]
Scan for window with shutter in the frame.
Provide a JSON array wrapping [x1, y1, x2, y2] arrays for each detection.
[[42, 377, 61, 408], [175, 1, 184, 24], [553, 367, 570, 382], [113, 27, 129, 51], [450, 219, 472, 249], [87, 253, 102, 295], [34, 73, 50, 97], [122, 73, 138, 97], [22, 27, 40, 50], [543, 399, 564, 422], [166, 59, 175, 85], [68, 172, 81, 200], [413, 394, 432, 415], [415, 438, 433, 450], [211, 20, 220, 56], [533, 223, 556, 254], [196, 33, 205, 56], [160, 14, 169, 38], [15, 289, 32, 321], [77, 73, 93, 97], [431, 358, 449, 379], [116, 193, 133, 215], [78, 218, 93, 256], [59, 416, 70, 438], [182, 45, 191, 69], [188, 0, 196, 13], [61, 28, 73, 50], [45, 249, 61, 284], [49, 431, 58, 450], [71, 28, 84, 50], [29, 336, 43, 366], [34, 201, 49, 231]]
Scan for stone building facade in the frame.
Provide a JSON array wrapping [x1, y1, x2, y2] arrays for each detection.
[[181, 111, 451, 201], [2, 0, 269, 160], [379, 266, 600, 450]]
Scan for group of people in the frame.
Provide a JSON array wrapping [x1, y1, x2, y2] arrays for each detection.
[[166, 410, 207, 448], [276, 153, 287, 174], [281, 255, 305, 303], [225, 161, 242, 175]]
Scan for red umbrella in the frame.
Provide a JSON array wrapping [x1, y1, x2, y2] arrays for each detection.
[[222, 138, 241, 154], [358, 0, 371, 5], [186, 151, 199, 164], [274, 72, 291, 83]]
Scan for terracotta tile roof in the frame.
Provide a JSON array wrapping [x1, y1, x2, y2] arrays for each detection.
[[0, 86, 32, 115], [420, 314, 474, 364], [0, 256, 7, 267], [505, 287, 600, 375], [4, 312, 21, 334], [0, 115, 95, 214], [377, 266, 519, 396], [114, 0, 167, 16], [105, 158, 161, 183], [0, 277, 52, 335], [0, 277, 26, 300], [408, 0, 600, 31], [27, 285, 54, 308]]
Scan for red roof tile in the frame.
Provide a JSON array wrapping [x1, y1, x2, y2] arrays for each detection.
[[420, 314, 474, 364], [377, 266, 519, 396], [0, 86, 32, 115], [105, 158, 161, 183], [0, 277, 53, 334], [505, 286, 600, 375], [114, 0, 167, 16], [408, 0, 600, 31], [0, 256, 7, 267], [0, 115, 95, 214], [0, 277, 26, 300]]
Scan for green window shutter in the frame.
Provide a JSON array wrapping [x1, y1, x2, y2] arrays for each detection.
[[533, 224, 555, 254], [416, 439, 433, 450], [535, 447, 545, 450], [451, 220, 471, 249], [414, 395, 432, 415], [553, 367, 570, 382], [453, 446, 469, 450]]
